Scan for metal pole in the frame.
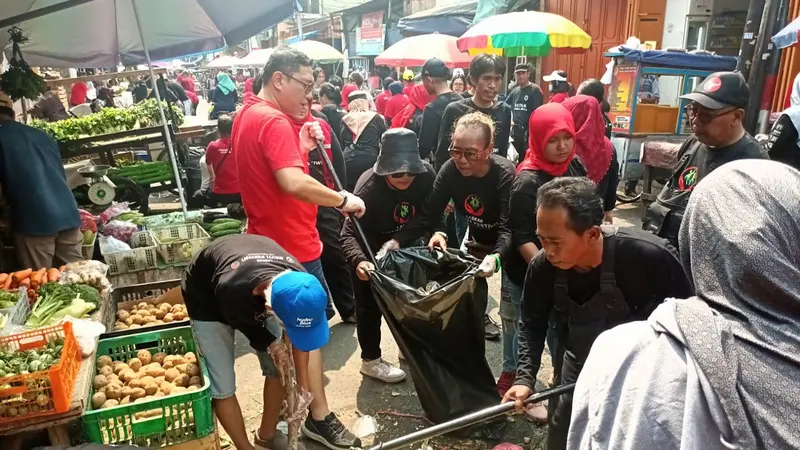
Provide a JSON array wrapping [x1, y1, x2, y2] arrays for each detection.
[[366, 384, 576, 450], [757, 0, 789, 134], [297, 12, 304, 41], [131, 0, 189, 219], [745, 0, 779, 134], [736, 0, 768, 80]]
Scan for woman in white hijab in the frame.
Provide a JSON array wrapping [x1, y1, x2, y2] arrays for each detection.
[[766, 73, 800, 169], [567, 159, 800, 450]]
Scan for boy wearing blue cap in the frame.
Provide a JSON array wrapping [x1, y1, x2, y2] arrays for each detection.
[[183, 235, 356, 450]]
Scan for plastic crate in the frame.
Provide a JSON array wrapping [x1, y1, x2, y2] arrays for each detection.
[[102, 280, 186, 338], [101, 232, 159, 276], [82, 232, 97, 260], [83, 326, 214, 447], [0, 288, 31, 336], [0, 322, 82, 423], [149, 224, 210, 265]]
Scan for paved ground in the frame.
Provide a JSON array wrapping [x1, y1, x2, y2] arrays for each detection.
[[220, 202, 646, 450]]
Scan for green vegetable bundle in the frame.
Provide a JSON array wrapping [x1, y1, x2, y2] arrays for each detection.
[[0, 290, 19, 310], [109, 161, 173, 186], [27, 283, 99, 327], [0, 28, 47, 102]]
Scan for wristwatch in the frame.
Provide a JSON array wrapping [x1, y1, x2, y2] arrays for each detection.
[[337, 191, 348, 209]]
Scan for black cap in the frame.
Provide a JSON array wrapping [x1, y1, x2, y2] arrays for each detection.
[[680, 71, 749, 110], [374, 129, 427, 176], [514, 64, 530, 73], [421, 58, 450, 79]]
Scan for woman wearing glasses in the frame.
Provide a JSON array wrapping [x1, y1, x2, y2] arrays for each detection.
[[341, 128, 435, 384]]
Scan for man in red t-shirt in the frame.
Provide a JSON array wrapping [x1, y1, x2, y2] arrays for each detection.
[[231, 46, 364, 450], [375, 77, 393, 115], [204, 114, 241, 205], [69, 81, 89, 106], [383, 81, 409, 126]]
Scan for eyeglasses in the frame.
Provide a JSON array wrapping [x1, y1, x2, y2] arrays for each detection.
[[390, 172, 411, 178], [684, 104, 737, 125], [282, 72, 314, 94], [449, 147, 481, 161]]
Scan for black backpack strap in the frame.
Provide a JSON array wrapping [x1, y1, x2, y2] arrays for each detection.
[[599, 226, 618, 295]]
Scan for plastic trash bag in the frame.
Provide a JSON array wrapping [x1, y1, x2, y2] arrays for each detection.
[[370, 247, 503, 437]]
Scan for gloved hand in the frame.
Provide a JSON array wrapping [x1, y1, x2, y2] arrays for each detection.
[[427, 231, 448, 250], [477, 254, 499, 277], [299, 121, 324, 152], [376, 239, 399, 260], [337, 191, 366, 218]]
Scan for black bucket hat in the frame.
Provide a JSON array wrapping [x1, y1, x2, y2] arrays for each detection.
[[374, 129, 427, 176]]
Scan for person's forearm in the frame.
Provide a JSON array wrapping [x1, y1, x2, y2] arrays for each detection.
[[519, 242, 539, 263], [284, 173, 345, 207], [293, 347, 310, 391], [514, 319, 548, 389]]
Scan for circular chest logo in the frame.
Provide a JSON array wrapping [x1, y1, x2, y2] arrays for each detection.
[[464, 194, 485, 217], [231, 261, 240, 270], [678, 167, 698, 191], [523, 95, 529, 101], [705, 77, 722, 93], [393, 202, 415, 224]]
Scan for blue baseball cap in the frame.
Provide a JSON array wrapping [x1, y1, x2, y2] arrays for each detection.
[[270, 272, 330, 352]]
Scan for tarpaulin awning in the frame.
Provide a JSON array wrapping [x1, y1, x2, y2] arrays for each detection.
[[605, 47, 738, 72], [397, 2, 477, 37]]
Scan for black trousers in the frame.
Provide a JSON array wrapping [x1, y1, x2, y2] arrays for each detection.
[[547, 351, 583, 450], [317, 207, 356, 318], [353, 275, 382, 360], [512, 128, 528, 164]]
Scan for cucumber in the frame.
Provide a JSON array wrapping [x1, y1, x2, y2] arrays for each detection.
[[212, 218, 241, 226], [209, 221, 242, 234], [211, 228, 241, 239]]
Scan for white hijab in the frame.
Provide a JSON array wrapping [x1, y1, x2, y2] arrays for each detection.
[[783, 72, 800, 132]]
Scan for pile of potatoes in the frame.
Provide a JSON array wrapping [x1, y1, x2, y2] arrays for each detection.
[[91, 349, 202, 411], [112, 301, 188, 331]]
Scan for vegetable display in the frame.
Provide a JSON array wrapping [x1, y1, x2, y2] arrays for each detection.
[[0, 28, 47, 102], [26, 283, 100, 327], [0, 338, 63, 379], [0, 336, 64, 420], [112, 302, 187, 332], [203, 218, 243, 241], [0, 267, 63, 303], [91, 350, 203, 414], [108, 161, 173, 187]]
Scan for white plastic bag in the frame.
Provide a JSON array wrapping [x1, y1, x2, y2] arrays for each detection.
[[99, 235, 132, 253]]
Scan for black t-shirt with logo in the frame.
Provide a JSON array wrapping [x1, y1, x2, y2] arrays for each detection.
[[507, 84, 544, 131], [182, 234, 305, 351], [393, 154, 515, 260], [767, 113, 800, 170], [341, 164, 437, 268], [419, 92, 466, 161]]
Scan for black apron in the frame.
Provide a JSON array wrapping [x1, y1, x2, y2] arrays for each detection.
[[547, 228, 631, 450]]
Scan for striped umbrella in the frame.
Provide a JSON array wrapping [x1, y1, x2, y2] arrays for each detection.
[[457, 11, 591, 57]]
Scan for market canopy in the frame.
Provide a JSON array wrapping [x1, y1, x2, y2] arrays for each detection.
[[375, 34, 473, 68], [236, 48, 274, 67], [773, 17, 800, 49], [397, 2, 477, 37], [0, 0, 296, 67], [205, 55, 241, 68], [289, 40, 344, 64]]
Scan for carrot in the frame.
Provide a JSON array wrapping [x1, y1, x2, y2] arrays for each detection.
[[0, 274, 8, 286], [19, 279, 30, 289], [30, 268, 45, 287], [58, 265, 66, 272], [27, 289, 36, 300], [47, 268, 60, 282], [11, 269, 32, 284], [2, 276, 12, 290], [41, 273, 48, 284]]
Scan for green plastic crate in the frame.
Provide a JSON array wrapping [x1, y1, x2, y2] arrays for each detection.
[[82, 326, 214, 447]]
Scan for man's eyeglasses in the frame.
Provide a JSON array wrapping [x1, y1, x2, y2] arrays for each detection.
[[449, 147, 481, 161], [684, 104, 737, 125], [282, 72, 314, 94]]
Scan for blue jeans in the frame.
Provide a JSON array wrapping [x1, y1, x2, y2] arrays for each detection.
[[500, 273, 523, 373], [302, 258, 335, 320]]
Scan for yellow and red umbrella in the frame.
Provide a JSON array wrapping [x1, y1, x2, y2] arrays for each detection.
[[458, 11, 591, 57], [375, 34, 473, 68]]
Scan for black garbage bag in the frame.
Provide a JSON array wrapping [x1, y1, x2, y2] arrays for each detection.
[[370, 247, 501, 434]]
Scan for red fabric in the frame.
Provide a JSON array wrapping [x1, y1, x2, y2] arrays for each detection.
[[231, 94, 322, 262], [391, 84, 434, 129], [178, 75, 198, 104], [369, 76, 381, 90], [205, 137, 240, 194], [376, 91, 390, 115], [244, 77, 254, 95], [403, 84, 413, 97], [289, 111, 335, 189], [69, 82, 88, 106], [549, 92, 569, 104], [518, 103, 576, 176], [341, 83, 358, 108], [562, 95, 613, 183], [384, 94, 409, 120]]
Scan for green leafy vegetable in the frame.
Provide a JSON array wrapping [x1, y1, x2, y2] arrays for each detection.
[[0, 28, 47, 101], [26, 283, 99, 327]]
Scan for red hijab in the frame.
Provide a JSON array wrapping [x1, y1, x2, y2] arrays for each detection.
[[391, 84, 435, 129], [562, 95, 613, 183], [290, 111, 336, 189], [517, 103, 576, 175]]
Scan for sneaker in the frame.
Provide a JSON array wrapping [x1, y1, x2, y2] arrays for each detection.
[[484, 315, 501, 340], [360, 358, 406, 383], [255, 429, 305, 450], [301, 412, 362, 450], [496, 371, 516, 398], [341, 313, 357, 324]]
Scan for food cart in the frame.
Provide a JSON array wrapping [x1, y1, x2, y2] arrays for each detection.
[[604, 48, 738, 202]]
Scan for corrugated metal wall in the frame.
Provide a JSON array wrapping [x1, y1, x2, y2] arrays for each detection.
[[773, 0, 800, 111]]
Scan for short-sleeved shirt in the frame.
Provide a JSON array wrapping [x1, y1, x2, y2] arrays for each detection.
[[375, 91, 390, 115], [69, 82, 88, 106], [384, 95, 409, 120], [232, 95, 322, 263], [205, 137, 240, 195], [182, 235, 305, 351], [341, 84, 358, 108]]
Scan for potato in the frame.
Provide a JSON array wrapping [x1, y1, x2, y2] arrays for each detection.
[[164, 368, 180, 382], [175, 364, 187, 375], [105, 384, 123, 400], [154, 376, 165, 385], [128, 378, 143, 389], [106, 374, 120, 384], [97, 355, 113, 368], [158, 302, 171, 310], [185, 363, 200, 377], [188, 376, 202, 387], [152, 352, 167, 365], [148, 307, 159, 315], [143, 316, 156, 324], [162, 359, 174, 370], [139, 375, 155, 385], [143, 382, 159, 396], [155, 320, 165, 325], [122, 371, 140, 383], [113, 362, 128, 374], [154, 391, 165, 397], [92, 392, 107, 409], [172, 355, 186, 366], [127, 357, 142, 372], [154, 309, 167, 320], [145, 366, 165, 378], [116, 310, 130, 321], [184, 352, 197, 365], [99, 365, 114, 376], [174, 373, 190, 387], [137, 302, 149, 310], [93, 375, 109, 390], [186, 385, 198, 392], [173, 386, 187, 393], [159, 381, 173, 395], [137, 350, 152, 366], [128, 324, 142, 329], [163, 313, 174, 323], [173, 311, 187, 321], [120, 395, 131, 405], [102, 399, 119, 409], [125, 317, 135, 326], [139, 309, 151, 317], [121, 386, 134, 398], [131, 314, 144, 325], [130, 387, 146, 400], [113, 322, 128, 331]]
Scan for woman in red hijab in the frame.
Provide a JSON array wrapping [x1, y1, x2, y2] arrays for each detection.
[[390, 84, 435, 136], [563, 95, 618, 222], [501, 103, 587, 421]]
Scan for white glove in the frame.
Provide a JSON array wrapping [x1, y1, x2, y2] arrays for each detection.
[[337, 191, 366, 218], [299, 121, 324, 151], [477, 254, 499, 278], [376, 239, 400, 260]]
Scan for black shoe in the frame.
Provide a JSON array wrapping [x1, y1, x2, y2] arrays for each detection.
[[484, 315, 501, 340], [301, 412, 361, 449], [341, 312, 357, 324]]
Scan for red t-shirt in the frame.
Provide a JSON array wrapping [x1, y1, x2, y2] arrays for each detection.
[[549, 92, 569, 104], [244, 78, 254, 95], [375, 91, 390, 115], [384, 94, 409, 120], [69, 82, 88, 106], [205, 137, 240, 195], [341, 83, 357, 108], [231, 95, 322, 263], [403, 84, 413, 97]]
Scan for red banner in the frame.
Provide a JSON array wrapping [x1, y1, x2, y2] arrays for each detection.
[[361, 12, 384, 41]]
